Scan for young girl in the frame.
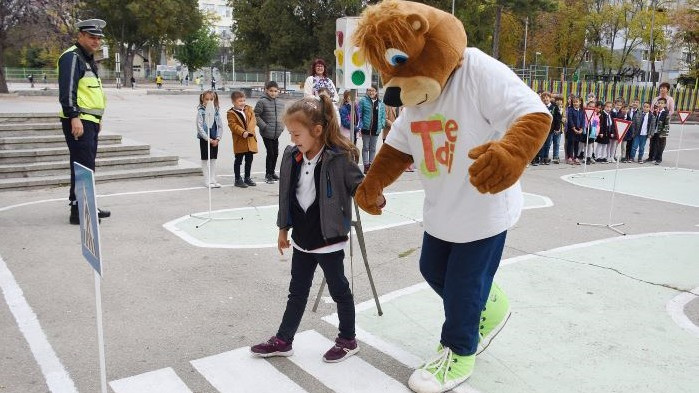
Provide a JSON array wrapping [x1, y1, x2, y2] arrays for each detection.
[[596, 101, 612, 163], [359, 85, 386, 173], [565, 96, 584, 165], [196, 90, 223, 187], [586, 102, 600, 164], [227, 90, 258, 187], [339, 90, 361, 144], [251, 95, 364, 363]]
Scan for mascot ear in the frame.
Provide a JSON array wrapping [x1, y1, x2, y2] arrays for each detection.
[[406, 13, 429, 35]]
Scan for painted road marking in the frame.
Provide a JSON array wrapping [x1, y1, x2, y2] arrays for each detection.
[[191, 346, 306, 393], [109, 367, 193, 393], [290, 330, 411, 393], [0, 254, 78, 393], [666, 287, 699, 338], [162, 191, 553, 249], [562, 166, 699, 207]]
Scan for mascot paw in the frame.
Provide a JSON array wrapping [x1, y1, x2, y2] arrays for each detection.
[[467, 142, 525, 194], [355, 182, 383, 215]]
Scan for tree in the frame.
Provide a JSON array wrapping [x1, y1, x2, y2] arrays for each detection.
[[230, 0, 362, 77], [531, 0, 587, 72], [498, 11, 525, 67], [672, 0, 699, 86], [175, 26, 219, 73], [491, 0, 558, 60], [82, 0, 203, 84], [0, 0, 75, 93]]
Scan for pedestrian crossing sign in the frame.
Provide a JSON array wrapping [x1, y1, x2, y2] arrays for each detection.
[[74, 163, 102, 276]]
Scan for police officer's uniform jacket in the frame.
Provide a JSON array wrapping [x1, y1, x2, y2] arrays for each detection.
[[58, 43, 106, 124]]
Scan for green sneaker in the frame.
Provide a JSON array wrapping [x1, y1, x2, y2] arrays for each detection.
[[408, 347, 475, 393], [477, 282, 511, 355]]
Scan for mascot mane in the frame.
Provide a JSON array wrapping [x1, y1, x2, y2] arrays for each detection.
[[353, 0, 418, 76]]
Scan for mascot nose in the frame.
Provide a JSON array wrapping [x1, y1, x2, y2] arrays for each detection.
[[384, 87, 403, 107]]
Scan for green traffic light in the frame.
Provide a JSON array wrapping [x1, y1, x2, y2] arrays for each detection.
[[351, 70, 365, 86]]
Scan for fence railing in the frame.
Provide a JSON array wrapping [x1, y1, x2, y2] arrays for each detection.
[[525, 80, 697, 111], [2, 67, 307, 86]]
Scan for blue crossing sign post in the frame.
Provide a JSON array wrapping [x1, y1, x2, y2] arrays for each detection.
[[75, 163, 102, 275], [73, 162, 108, 393]]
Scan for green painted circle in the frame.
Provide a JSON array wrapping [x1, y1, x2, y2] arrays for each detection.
[[351, 70, 365, 86]]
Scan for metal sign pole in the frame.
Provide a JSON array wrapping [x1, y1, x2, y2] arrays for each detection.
[[668, 111, 692, 172], [577, 120, 629, 236], [312, 200, 383, 316], [94, 271, 107, 393]]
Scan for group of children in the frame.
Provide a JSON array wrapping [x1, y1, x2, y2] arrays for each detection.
[[195, 81, 287, 188], [534, 91, 672, 166], [196, 81, 400, 190]]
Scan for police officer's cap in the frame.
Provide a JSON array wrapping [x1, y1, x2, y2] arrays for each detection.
[[76, 19, 106, 37]]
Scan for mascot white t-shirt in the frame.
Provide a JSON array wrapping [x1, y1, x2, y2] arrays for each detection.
[[386, 48, 547, 243]]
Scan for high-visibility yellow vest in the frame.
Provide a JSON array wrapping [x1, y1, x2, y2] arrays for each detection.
[[58, 45, 106, 124]]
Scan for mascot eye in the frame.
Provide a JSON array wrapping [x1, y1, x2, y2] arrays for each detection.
[[384, 48, 409, 66]]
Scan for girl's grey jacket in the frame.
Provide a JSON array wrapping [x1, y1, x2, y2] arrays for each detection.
[[254, 93, 285, 139], [196, 105, 222, 140], [277, 145, 364, 242]]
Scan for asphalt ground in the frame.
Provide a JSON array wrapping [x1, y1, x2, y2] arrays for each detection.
[[1, 89, 697, 393]]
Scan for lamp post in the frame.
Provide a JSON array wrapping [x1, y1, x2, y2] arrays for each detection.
[[647, 0, 656, 88]]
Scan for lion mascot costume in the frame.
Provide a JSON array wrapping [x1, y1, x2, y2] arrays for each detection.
[[353, 1, 552, 392]]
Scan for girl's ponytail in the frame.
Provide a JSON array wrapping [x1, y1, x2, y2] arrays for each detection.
[[319, 95, 359, 162]]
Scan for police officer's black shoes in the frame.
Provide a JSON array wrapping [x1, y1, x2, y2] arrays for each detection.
[[69, 204, 79, 225], [69, 204, 110, 225]]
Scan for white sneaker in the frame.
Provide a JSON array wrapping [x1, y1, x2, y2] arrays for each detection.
[[408, 347, 475, 393], [211, 182, 221, 188]]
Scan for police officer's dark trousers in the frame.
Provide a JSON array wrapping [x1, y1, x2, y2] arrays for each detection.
[[61, 118, 99, 202]]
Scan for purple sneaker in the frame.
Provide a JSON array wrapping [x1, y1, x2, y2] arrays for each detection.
[[323, 337, 359, 363], [250, 336, 293, 358]]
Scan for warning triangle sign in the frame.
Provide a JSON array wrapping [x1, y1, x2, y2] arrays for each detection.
[[584, 107, 595, 123], [678, 111, 690, 124], [613, 119, 632, 143]]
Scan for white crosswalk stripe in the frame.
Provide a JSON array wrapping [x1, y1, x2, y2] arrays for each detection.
[[191, 346, 307, 393], [109, 367, 193, 393], [289, 330, 411, 393], [109, 329, 413, 393]]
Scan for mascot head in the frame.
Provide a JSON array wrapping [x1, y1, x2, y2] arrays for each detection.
[[353, 0, 467, 107]]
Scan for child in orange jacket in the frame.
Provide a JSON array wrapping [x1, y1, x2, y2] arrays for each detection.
[[227, 90, 258, 187]]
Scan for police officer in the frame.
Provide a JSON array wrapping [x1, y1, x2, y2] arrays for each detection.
[[58, 19, 111, 224]]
